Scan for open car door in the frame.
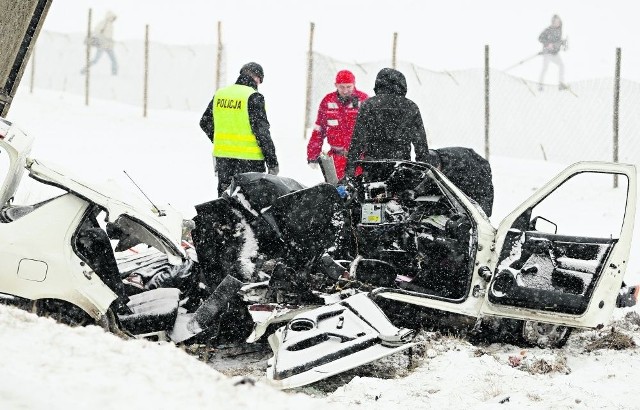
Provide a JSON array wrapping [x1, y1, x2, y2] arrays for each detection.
[[481, 162, 636, 329], [0, 118, 34, 207], [0, 0, 52, 116]]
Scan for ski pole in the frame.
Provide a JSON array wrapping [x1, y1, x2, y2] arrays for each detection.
[[504, 52, 542, 72]]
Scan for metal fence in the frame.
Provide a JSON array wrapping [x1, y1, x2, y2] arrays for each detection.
[[25, 23, 640, 167], [26, 30, 226, 112], [305, 52, 640, 165]]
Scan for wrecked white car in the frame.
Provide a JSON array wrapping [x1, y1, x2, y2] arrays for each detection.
[[1, 118, 637, 390], [0, 117, 242, 341], [188, 152, 637, 388]]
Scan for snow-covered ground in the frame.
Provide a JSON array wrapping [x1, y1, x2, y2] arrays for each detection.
[[3, 83, 640, 410], [3, 298, 640, 409], [323, 307, 640, 409], [0, 305, 333, 410], [3, 1, 640, 408]]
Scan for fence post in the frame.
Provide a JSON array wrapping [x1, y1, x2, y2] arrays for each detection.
[[84, 8, 92, 106], [392, 32, 398, 69], [484, 44, 490, 161], [29, 45, 35, 94], [143, 24, 149, 118], [215, 21, 223, 90], [303, 22, 315, 140], [613, 47, 621, 188]]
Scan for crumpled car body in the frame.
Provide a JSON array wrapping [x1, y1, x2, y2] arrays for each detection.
[[190, 157, 637, 389], [2, 118, 637, 389], [354, 159, 637, 330], [0, 118, 187, 321]]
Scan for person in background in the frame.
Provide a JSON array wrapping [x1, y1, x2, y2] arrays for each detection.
[[345, 67, 429, 178], [199, 62, 279, 196], [538, 14, 568, 91], [81, 11, 118, 75], [306, 70, 368, 181]]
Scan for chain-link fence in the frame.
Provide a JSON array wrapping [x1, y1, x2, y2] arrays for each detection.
[[306, 51, 640, 165], [26, 30, 226, 112], [26, 28, 640, 167]]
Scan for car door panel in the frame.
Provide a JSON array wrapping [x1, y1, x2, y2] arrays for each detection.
[[482, 162, 636, 328], [489, 230, 615, 314]]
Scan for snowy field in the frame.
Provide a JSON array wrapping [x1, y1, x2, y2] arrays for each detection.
[[2, 296, 640, 410], [2, 83, 640, 409], [3, 0, 640, 408]]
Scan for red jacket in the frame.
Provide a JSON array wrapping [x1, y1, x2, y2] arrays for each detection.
[[307, 90, 369, 167]]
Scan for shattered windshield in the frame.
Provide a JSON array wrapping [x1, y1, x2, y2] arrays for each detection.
[[15, 175, 67, 205], [110, 214, 183, 262]]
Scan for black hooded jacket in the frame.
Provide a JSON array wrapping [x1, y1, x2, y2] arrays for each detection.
[[346, 68, 429, 177], [538, 17, 563, 55], [199, 74, 278, 169]]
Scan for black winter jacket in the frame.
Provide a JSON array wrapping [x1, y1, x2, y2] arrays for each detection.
[[538, 26, 563, 55], [431, 147, 494, 217], [346, 68, 429, 177], [199, 74, 278, 169]]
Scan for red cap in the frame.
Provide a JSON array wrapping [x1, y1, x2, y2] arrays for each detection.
[[335, 70, 355, 84]]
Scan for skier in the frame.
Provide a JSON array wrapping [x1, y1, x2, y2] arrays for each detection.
[[306, 70, 369, 181], [538, 14, 567, 91], [81, 11, 118, 75], [345, 68, 429, 178], [199, 62, 279, 196]]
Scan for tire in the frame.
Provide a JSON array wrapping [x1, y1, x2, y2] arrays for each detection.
[[27, 299, 133, 339], [521, 320, 572, 348], [37, 299, 94, 327]]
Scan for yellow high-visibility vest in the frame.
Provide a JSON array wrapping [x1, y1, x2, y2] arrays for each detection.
[[212, 84, 265, 160]]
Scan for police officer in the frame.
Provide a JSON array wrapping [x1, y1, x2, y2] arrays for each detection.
[[200, 62, 279, 196]]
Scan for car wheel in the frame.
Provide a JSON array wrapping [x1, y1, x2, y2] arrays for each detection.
[[37, 299, 94, 327], [521, 320, 572, 348]]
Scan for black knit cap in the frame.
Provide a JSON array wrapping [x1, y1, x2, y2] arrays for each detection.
[[240, 62, 264, 82]]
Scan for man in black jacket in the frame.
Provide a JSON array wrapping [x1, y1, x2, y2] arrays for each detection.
[[200, 62, 279, 196], [345, 68, 429, 178]]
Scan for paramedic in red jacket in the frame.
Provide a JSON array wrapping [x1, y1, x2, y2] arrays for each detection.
[[306, 70, 368, 180]]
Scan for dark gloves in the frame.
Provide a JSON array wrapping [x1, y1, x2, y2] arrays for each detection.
[[268, 166, 279, 175], [308, 158, 320, 170]]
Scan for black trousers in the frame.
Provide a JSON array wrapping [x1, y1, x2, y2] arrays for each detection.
[[216, 157, 266, 196]]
